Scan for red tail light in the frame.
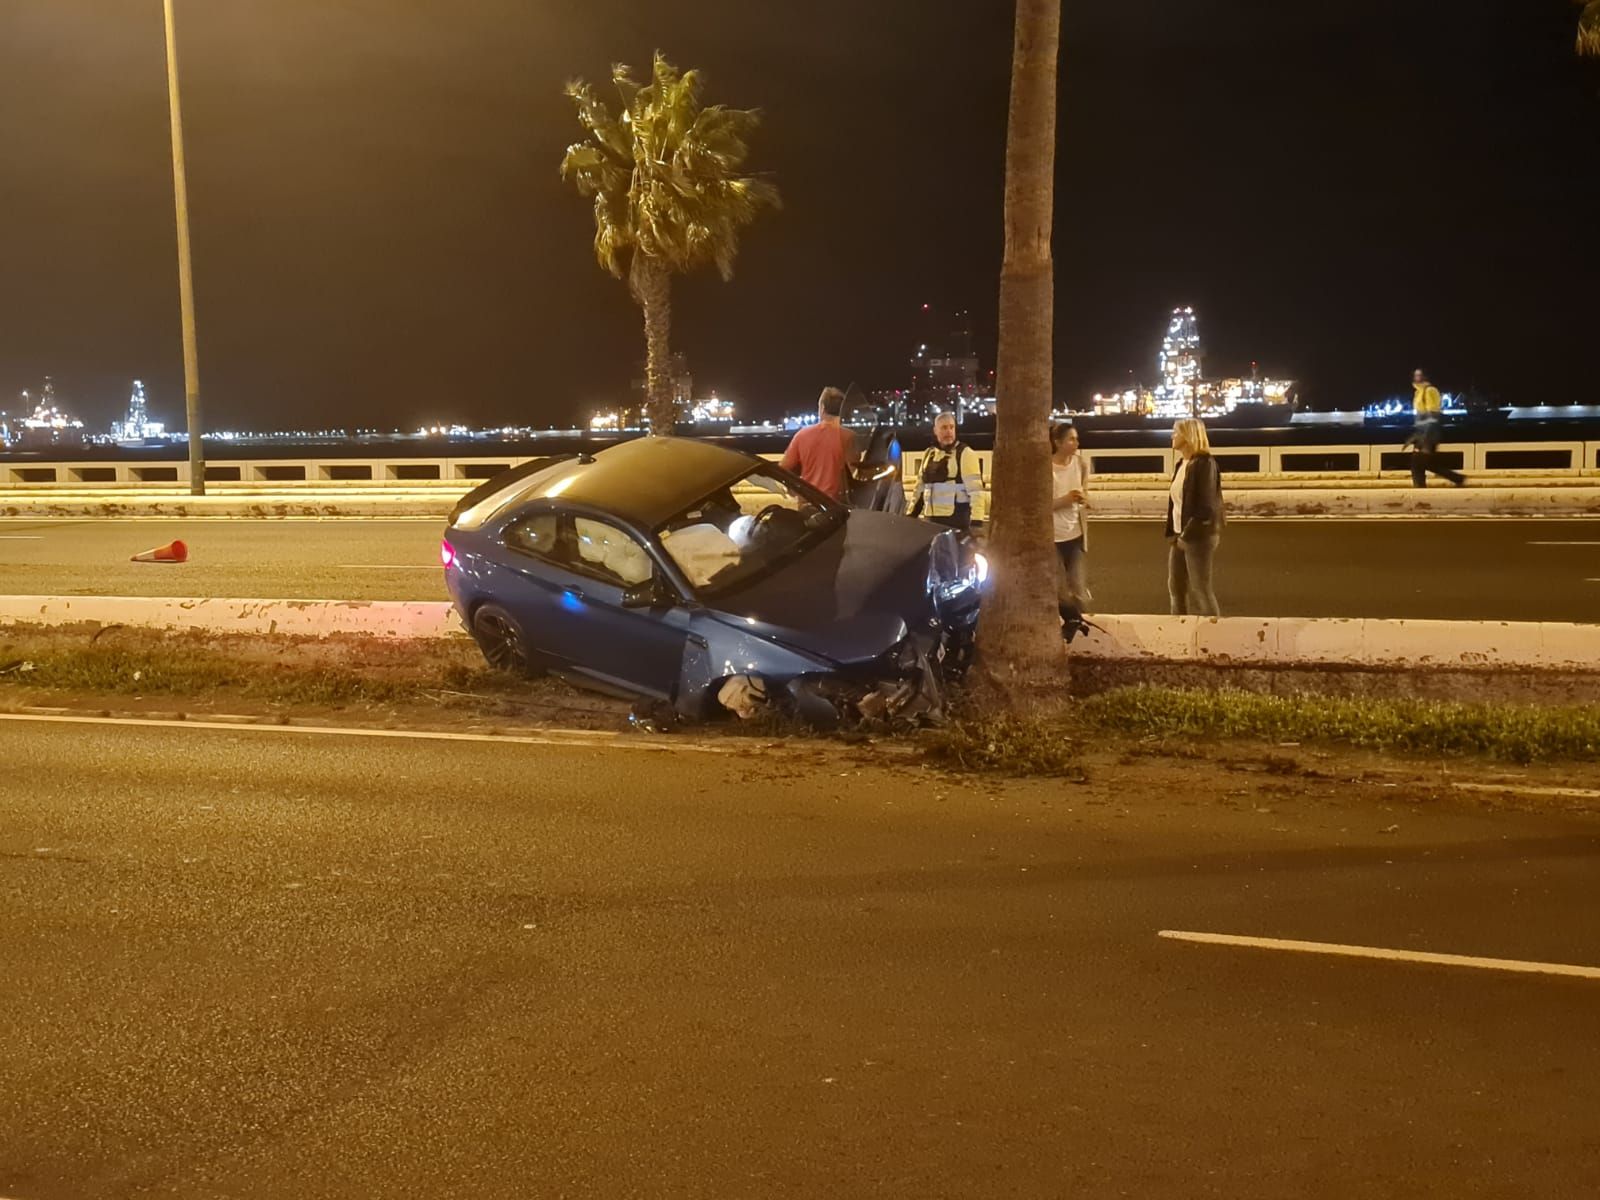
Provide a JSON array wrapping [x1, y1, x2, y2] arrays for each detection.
[[440, 539, 456, 568]]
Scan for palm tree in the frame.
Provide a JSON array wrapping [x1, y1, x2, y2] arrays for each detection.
[[976, 0, 1067, 696], [1580, 1, 1600, 56], [561, 54, 778, 434]]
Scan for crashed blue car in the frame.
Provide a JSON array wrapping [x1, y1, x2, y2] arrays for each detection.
[[441, 437, 986, 724]]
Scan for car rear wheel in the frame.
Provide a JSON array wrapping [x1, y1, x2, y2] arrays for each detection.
[[471, 603, 541, 677]]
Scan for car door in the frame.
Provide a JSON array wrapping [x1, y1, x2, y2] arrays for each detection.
[[492, 507, 583, 668], [560, 514, 694, 700]]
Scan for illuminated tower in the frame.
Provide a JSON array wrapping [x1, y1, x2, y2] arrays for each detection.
[[910, 305, 980, 418], [35, 377, 58, 420], [1158, 307, 1204, 402], [117, 380, 150, 439], [128, 380, 148, 433]]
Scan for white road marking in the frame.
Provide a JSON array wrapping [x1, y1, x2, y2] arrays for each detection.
[[1528, 540, 1600, 546], [337, 564, 437, 569], [0, 535, 43, 539], [1452, 781, 1600, 800], [0, 711, 730, 754], [1158, 930, 1600, 981]]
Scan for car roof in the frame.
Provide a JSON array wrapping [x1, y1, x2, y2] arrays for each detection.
[[455, 437, 762, 532]]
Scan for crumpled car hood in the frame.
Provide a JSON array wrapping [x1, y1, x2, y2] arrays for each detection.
[[708, 511, 941, 665]]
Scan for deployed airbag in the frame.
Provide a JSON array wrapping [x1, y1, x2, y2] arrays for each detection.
[[661, 523, 742, 589]]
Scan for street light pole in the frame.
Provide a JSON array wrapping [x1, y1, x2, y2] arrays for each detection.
[[162, 0, 205, 495]]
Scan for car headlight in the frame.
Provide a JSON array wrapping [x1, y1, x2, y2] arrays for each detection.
[[973, 552, 989, 584]]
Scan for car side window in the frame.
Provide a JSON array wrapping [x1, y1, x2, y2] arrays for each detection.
[[571, 517, 655, 588], [505, 512, 562, 563]]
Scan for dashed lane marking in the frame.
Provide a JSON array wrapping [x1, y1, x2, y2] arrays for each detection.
[[1452, 781, 1600, 800], [1159, 930, 1600, 981], [0, 711, 731, 754]]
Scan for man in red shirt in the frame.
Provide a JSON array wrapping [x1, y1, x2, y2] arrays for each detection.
[[780, 387, 856, 501]]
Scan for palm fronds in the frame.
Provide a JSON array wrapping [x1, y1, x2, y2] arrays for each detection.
[[560, 52, 779, 282], [1580, 0, 1600, 57]]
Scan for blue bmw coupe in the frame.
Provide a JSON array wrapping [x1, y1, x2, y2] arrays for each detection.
[[442, 437, 985, 721]]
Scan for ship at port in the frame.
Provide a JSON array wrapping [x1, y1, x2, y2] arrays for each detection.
[[4, 378, 87, 449], [110, 380, 168, 447], [1071, 307, 1298, 430]]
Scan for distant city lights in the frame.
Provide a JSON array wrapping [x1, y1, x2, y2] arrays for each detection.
[[589, 390, 738, 433], [1364, 394, 1466, 420]]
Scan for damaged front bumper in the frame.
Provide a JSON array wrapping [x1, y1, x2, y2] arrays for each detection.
[[632, 556, 980, 734], [719, 630, 957, 732]]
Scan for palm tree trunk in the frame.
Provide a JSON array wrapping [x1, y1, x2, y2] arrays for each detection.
[[631, 256, 677, 435], [976, 0, 1066, 696]]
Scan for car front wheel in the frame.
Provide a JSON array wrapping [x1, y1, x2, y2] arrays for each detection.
[[471, 603, 541, 677]]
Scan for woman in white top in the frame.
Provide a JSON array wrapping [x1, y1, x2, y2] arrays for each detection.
[[1050, 423, 1091, 623]]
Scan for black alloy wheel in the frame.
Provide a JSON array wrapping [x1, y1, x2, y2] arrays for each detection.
[[472, 603, 536, 677]]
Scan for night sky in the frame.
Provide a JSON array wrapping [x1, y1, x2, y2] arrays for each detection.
[[1, 0, 1596, 431]]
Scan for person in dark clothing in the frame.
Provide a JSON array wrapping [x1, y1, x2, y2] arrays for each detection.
[[1165, 417, 1225, 617]]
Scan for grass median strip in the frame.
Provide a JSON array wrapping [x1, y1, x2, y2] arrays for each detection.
[[924, 686, 1600, 773], [7, 627, 1600, 768], [0, 626, 552, 712], [1085, 687, 1600, 763]]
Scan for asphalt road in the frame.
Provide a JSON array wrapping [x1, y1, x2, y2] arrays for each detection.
[[3, 716, 1600, 1197], [2, 516, 1600, 621]]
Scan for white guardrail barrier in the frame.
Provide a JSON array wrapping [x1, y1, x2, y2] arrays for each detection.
[[4, 441, 1600, 489]]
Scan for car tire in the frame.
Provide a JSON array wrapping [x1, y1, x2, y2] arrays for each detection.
[[471, 603, 543, 677]]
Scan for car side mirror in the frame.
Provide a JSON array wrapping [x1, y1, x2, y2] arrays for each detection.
[[621, 578, 672, 608]]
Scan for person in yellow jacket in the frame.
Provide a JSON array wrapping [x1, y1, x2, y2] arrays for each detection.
[[1412, 370, 1442, 418], [1408, 368, 1466, 487]]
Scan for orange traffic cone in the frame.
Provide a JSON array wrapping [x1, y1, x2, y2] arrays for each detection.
[[131, 540, 188, 563]]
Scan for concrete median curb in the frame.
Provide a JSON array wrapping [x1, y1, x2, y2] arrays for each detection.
[[1072, 614, 1600, 672], [5, 484, 1598, 520], [1222, 486, 1600, 519], [1074, 487, 1600, 520], [0, 493, 452, 519], [2, 595, 1596, 673], [0, 595, 465, 640]]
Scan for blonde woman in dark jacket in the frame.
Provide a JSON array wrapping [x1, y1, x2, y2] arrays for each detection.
[[1166, 417, 1225, 616]]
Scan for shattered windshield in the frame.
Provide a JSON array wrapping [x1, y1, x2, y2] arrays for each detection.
[[656, 468, 845, 596]]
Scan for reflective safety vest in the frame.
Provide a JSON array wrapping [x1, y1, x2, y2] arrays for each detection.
[[916, 443, 983, 517]]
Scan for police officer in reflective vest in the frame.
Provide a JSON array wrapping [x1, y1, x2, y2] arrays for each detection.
[[910, 411, 984, 532]]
